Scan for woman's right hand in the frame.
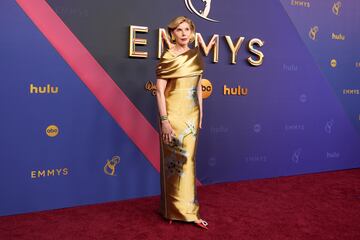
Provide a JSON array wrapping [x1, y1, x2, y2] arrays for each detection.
[[161, 120, 175, 145]]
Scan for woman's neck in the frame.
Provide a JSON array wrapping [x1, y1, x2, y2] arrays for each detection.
[[173, 44, 189, 52]]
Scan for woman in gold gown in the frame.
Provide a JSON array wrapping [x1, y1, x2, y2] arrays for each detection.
[[155, 16, 210, 230]]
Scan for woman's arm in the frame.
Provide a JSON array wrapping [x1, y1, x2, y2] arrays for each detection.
[[197, 77, 203, 129], [156, 78, 175, 144], [156, 78, 168, 118]]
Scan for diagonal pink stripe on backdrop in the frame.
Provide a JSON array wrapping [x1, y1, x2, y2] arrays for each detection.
[[15, 0, 160, 170], [16, 0, 202, 186]]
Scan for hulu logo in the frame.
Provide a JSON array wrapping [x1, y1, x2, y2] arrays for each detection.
[[29, 84, 59, 94], [223, 85, 248, 96]]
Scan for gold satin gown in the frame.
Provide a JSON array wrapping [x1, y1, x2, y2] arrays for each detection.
[[156, 46, 204, 222]]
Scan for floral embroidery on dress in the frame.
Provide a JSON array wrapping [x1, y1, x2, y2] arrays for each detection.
[[178, 120, 197, 148], [186, 87, 198, 110]]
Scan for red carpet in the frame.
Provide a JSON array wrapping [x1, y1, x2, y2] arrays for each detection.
[[1, 169, 360, 240]]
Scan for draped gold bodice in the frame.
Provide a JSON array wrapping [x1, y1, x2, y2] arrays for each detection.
[[156, 46, 204, 79]]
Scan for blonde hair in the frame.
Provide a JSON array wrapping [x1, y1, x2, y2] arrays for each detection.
[[167, 16, 196, 43]]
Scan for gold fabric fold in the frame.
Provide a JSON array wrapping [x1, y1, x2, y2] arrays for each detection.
[[156, 46, 204, 221], [156, 46, 204, 79]]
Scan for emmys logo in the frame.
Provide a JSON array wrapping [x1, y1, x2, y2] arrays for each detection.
[[46, 125, 59, 137], [104, 156, 120, 176], [245, 155, 268, 163], [290, 0, 310, 8], [332, 1, 342, 16], [184, 0, 219, 23], [309, 26, 319, 40], [325, 119, 335, 134], [284, 124, 305, 131], [342, 89, 359, 95], [292, 148, 302, 164], [31, 168, 69, 179]]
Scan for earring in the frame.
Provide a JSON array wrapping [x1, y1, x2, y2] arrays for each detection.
[[171, 34, 175, 41]]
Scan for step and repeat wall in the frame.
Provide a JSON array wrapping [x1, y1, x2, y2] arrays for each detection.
[[1, 0, 359, 216]]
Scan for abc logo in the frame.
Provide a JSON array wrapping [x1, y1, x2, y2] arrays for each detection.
[[330, 59, 337, 68], [46, 125, 59, 137], [201, 79, 213, 99]]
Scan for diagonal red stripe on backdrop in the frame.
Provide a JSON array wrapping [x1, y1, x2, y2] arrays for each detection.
[[16, 0, 202, 186]]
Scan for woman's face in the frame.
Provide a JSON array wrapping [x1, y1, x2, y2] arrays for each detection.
[[172, 21, 192, 46]]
